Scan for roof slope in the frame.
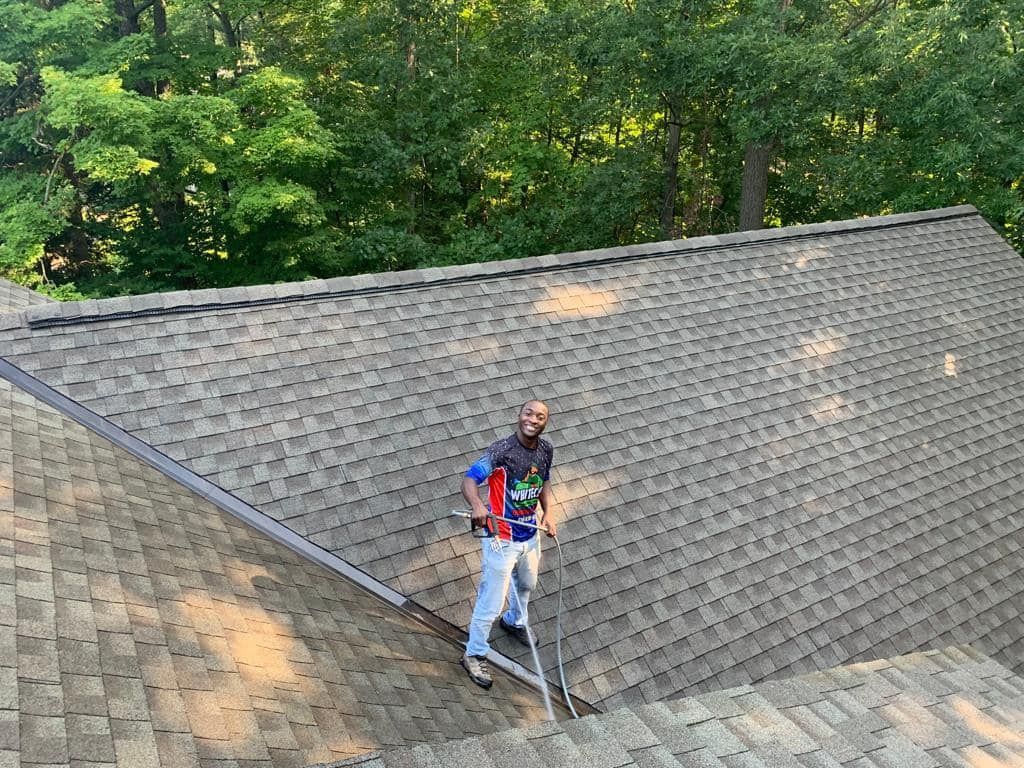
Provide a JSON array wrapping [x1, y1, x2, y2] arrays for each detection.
[[0, 376, 550, 768], [336, 645, 1024, 768], [0, 278, 52, 313], [5, 206, 1024, 709]]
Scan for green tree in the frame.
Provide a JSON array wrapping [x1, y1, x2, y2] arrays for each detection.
[[0, 0, 339, 293], [0, 0, 1020, 298]]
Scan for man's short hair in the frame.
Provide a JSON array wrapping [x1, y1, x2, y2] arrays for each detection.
[[520, 399, 549, 413]]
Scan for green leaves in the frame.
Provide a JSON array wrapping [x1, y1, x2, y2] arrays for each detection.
[[226, 180, 324, 233], [0, 0, 1019, 298], [40, 68, 159, 185], [0, 175, 66, 281], [72, 140, 159, 181], [42, 69, 152, 135], [231, 71, 334, 173], [0, 61, 16, 86]]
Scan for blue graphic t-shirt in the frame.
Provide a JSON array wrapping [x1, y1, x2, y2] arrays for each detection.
[[466, 434, 554, 542]]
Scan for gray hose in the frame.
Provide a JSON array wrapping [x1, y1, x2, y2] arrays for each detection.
[[550, 533, 579, 718]]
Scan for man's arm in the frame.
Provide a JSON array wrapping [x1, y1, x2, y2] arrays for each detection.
[[538, 483, 557, 537], [463, 452, 493, 528], [462, 475, 489, 527]]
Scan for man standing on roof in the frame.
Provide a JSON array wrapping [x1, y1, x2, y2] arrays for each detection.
[[461, 399, 558, 689]]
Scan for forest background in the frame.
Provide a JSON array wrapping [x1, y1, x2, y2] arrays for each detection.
[[1, 0, 1021, 298]]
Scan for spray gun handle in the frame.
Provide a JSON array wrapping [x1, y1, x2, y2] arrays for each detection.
[[471, 516, 495, 538], [450, 510, 494, 538], [450, 510, 549, 536]]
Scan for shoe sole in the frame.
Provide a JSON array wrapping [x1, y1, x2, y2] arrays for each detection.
[[461, 657, 493, 689]]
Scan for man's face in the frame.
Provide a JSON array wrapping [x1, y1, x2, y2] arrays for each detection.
[[518, 401, 549, 440]]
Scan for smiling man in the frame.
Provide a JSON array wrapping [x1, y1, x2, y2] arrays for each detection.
[[460, 399, 558, 689]]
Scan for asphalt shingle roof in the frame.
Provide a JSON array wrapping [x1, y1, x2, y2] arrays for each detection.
[[329, 645, 1024, 768], [4, 205, 1024, 709], [0, 279, 52, 314], [0, 376, 551, 768]]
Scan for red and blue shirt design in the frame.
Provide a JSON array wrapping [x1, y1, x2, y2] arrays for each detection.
[[466, 434, 554, 542]]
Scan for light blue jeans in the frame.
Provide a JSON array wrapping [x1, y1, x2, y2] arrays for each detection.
[[466, 535, 540, 657]]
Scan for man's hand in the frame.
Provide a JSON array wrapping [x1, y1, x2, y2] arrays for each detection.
[[470, 506, 488, 528], [538, 485, 556, 537], [462, 476, 489, 531]]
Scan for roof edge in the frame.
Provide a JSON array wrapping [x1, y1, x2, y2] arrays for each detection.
[[325, 643, 1010, 768], [0, 355, 598, 718], [19, 205, 979, 329], [0, 277, 55, 307]]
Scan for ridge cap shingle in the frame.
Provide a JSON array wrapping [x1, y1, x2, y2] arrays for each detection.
[[0, 276, 54, 322], [19, 205, 979, 329]]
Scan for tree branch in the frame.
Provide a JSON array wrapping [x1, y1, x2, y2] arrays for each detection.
[[124, 0, 156, 18], [44, 148, 66, 205], [842, 0, 889, 37], [0, 73, 34, 115]]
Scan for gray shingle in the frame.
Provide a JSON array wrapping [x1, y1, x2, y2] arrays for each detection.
[[357, 645, 1024, 768], [2, 378, 553, 768], [0, 278, 54, 315], [8, 207, 1024, 712]]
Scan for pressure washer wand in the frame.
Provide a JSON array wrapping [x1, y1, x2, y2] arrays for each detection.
[[449, 509, 579, 719], [449, 509, 550, 534]]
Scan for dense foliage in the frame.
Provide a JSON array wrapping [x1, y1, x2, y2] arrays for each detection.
[[1, 0, 1021, 297]]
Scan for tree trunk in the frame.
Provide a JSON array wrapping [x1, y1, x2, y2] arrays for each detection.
[[153, 0, 170, 95], [737, 0, 791, 232], [115, 0, 141, 36], [209, 5, 240, 48], [739, 141, 771, 230], [153, 0, 167, 37], [65, 207, 91, 269], [569, 129, 583, 165], [399, 10, 418, 234], [152, 191, 184, 233], [660, 99, 683, 239], [683, 121, 711, 236], [406, 41, 417, 80]]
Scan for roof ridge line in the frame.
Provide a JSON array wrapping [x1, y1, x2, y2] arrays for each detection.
[[0, 355, 598, 718], [19, 205, 980, 330]]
